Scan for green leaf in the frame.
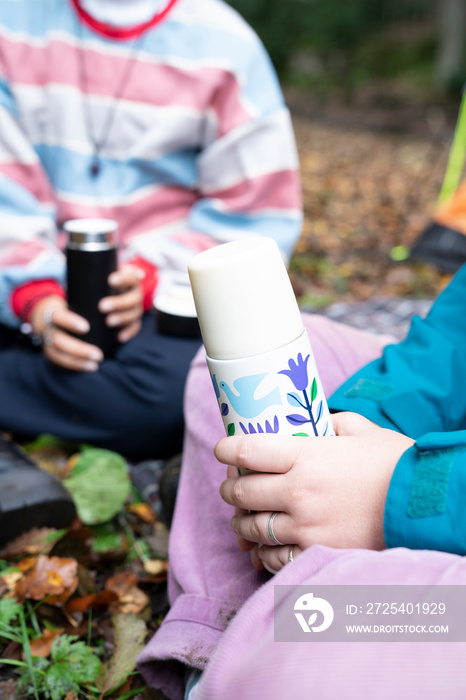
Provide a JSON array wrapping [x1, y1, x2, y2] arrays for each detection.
[[15, 657, 48, 700], [0, 597, 23, 627], [227, 423, 236, 436], [23, 433, 70, 453], [310, 378, 318, 402], [19, 606, 40, 700], [42, 635, 101, 700], [90, 523, 124, 553], [63, 448, 131, 525], [292, 432, 309, 437], [95, 614, 147, 695]]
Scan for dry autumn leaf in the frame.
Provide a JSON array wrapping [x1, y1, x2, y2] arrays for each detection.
[[143, 559, 168, 577], [0, 528, 61, 559], [17, 556, 38, 573], [1, 571, 23, 596], [66, 589, 118, 614], [26, 627, 65, 658], [95, 614, 147, 696], [26, 444, 71, 477], [14, 555, 78, 605], [105, 571, 149, 615], [126, 502, 156, 523]]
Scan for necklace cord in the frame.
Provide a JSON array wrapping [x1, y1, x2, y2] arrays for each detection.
[[77, 21, 146, 174]]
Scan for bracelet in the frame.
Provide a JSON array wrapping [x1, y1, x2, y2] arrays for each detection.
[[20, 293, 50, 325], [19, 301, 63, 346], [19, 321, 42, 347]]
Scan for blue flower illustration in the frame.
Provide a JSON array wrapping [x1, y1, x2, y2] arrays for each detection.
[[279, 355, 324, 436], [239, 415, 279, 434], [278, 353, 310, 391]]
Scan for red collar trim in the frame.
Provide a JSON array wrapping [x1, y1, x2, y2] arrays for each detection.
[[70, 0, 180, 40]]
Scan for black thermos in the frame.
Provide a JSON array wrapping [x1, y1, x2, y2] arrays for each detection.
[[64, 218, 119, 357]]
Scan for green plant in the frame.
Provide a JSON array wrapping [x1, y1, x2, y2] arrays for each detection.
[[16, 635, 101, 700], [0, 598, 101, 700]]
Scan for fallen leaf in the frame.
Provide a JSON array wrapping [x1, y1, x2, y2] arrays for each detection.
[[126, 503, 156, 524], [114, 676, 133, 695], [88, 523, 128, 554], [95, 613, 147, 695], [0, 528, 62, 559], [27, 445, 70, 477], [63, 448, 131, 525], [26, 627, 65, 658], [17, 556, 37, 573], [105, 571, 149, 615], [1, 640, 21, 660], [66, 589, 118, 613], [15, 555, 78, 605], [0, 679, 17, 700], [143, 559, 168, 577], [67, 453, 81, 471], [1, 571, 23, 594], [64, 692, 79, 700], [143, 520, 169, 557]]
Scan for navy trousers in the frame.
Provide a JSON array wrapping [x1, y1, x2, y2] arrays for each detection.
[[0, 314, 201, 461]]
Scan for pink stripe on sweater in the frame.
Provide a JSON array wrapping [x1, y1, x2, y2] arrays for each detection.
[[0, 238, 53, 267], [1, 37, 251, 135], [209, 169, 302, 212], [56, 186, 197, 243], [0, 163, 55, 205], [170, 231, 219, 253]]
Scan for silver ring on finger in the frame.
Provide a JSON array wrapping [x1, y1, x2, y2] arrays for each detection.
[[42, 303, 62, 326], [42, 324, 55, 347], [266, 511, 284, 546], [288, 545, 295, 563]]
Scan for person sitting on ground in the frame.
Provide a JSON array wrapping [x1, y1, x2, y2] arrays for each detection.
[[0, 0, 301, 463], [137, 261, 466, 700]]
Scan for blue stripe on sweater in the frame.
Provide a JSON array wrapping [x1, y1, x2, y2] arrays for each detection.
[[36, 144, 200, 196], [0, 175, 56, 219], [0, 76, 19, 118], [189, 200, 302, 260]]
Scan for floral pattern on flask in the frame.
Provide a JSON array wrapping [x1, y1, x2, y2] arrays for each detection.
[[279, 353, 329, 437]]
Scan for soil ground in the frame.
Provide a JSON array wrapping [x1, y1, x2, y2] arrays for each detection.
[[286, 85, 459, 313]]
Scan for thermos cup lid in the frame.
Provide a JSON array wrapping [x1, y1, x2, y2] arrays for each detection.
[[63, 218, 118, 250], [188, 236, 304, 360]]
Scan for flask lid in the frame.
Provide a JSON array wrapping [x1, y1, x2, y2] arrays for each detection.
[[188, 236, 303, 360], [64, 219, 118, 251]]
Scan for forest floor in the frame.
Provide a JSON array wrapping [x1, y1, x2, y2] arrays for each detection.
[[286, 83, 457, 318]]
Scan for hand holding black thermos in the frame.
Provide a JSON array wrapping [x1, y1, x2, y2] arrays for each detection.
[[64, 218, 119, 358], [28, 219, 144, 372]]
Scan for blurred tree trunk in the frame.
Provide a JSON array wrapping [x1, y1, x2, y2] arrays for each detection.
[[435, 0, 466, 88]]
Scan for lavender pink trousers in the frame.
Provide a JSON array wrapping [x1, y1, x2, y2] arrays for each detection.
[[137, 314, 466, 700]]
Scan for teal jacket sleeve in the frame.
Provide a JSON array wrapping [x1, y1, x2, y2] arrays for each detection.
[[384, 431, 466, 554], [328, 263, 466, 554], [328, 263, 466, 438]]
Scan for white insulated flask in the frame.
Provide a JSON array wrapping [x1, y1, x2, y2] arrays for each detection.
[[188, 236, 335, 441]]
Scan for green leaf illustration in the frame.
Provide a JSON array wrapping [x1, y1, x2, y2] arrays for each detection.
[[227, 423, 236, 436], [310, 377, 318, 402]]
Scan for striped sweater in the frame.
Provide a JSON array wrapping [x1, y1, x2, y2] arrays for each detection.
[[0, 0, 302, 327]]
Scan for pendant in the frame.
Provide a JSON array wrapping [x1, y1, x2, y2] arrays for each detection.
[[90, 156, 100, 177]]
